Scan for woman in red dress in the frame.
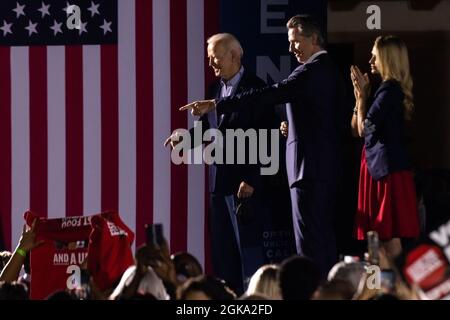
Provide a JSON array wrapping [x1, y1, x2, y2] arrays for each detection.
[[350, 35, 420, 259]]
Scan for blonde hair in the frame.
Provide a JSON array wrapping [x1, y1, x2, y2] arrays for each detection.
[[246, 264, 281, 300], [374, 35, 414, 119], [207, 33, 243, 59]]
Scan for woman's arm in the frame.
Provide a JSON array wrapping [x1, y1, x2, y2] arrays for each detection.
[[351, 101, 359, 137], [0, 248, 26, 283], [0, 220, 42, 282], [355, 99, 368, 137], [351, 101, 368, 138]]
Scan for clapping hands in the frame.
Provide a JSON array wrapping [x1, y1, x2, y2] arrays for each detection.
[[350, 65, 370, 101]]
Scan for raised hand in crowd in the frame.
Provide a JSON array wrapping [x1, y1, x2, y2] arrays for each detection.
[[137, 240, 178, 288], [354, 247, 419, 300], [20, 219, 43, 251], [353, 270, 382, 300], [111, 245, 152, 299], [0, 219, 43, 283]]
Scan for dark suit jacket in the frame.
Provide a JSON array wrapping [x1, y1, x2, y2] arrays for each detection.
[[216, 53, 346, 188], [364, 79, 411, 180], [189, 70, 268, 195]]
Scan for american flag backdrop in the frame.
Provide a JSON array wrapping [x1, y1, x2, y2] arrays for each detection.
[[0, 0, 219, 270]]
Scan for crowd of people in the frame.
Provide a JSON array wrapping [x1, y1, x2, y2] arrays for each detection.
[[0, 222, 425, 300]]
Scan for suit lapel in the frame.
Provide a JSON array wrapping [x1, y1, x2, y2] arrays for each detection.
[[213, 86, 226, 128]]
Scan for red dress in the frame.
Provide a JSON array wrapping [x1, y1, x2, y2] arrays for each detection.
[[355, 147, 420, 241]]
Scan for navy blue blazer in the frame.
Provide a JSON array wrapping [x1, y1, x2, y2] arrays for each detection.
[[364, 79, 411, 180], [189, 70, 268, 195], [216, 53, 346, 188]]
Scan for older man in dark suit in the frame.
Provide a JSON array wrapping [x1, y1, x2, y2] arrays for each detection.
[[166, 33, 270, 294], [182, 15, 347, 277]]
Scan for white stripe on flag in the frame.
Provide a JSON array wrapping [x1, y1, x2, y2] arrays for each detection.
[[187, 0, 206, 266], [11, 47, 30, 244], [118, 0, 137, 248], [83, 45, 102, 216], [47, 46, 66, 219], [153, 0, 172, 246]]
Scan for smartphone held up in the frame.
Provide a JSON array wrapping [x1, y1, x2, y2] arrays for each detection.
[[145, 223, 165, 247]]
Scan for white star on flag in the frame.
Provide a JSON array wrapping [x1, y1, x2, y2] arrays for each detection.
[[87, 1, 100, 17], [50, 20, 62, 36], [100, 19, 112, 35], [38, 2, 51, 18], [25, 20, 38, 36], [13, 2, 26, 19], [0, 20, 13, 36], [63, 2, 73, 15], [78, 21, 88, 35]]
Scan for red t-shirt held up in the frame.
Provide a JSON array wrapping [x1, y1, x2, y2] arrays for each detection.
[[87, 213, 135, 291], [25, 211, 134, 300]]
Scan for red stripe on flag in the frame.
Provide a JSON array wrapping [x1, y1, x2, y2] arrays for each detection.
[[0, 47, 12, 250], [101, 45, 119, 212], [29, 47, 48, 218], [136, 0, 153, 247], [170, 0, 188, 253], [203, 0, 219, 275], [66, 46, 84, 217]]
